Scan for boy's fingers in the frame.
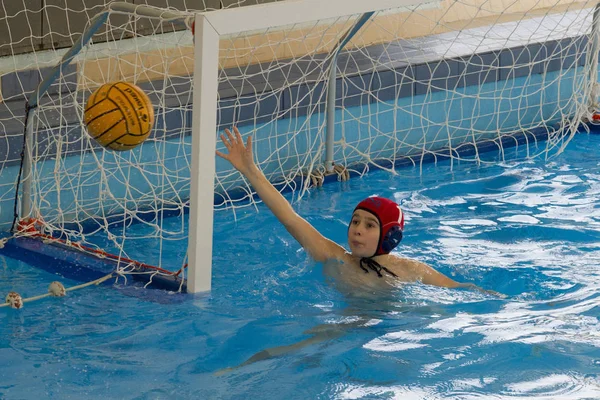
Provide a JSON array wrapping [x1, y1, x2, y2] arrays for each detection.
[[246, 135, 252, 151], [220, 134, 231, 148], [215, 150, 228, 159], [221, 134, 235, 151], [225, 128, 236, 143], [235, 127, 243, 143]]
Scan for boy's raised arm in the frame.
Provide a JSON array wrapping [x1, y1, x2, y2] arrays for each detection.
[[216, 127, 345, 262]]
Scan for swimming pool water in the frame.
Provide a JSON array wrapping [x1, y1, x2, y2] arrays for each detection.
[[2, 133, 600, 399]]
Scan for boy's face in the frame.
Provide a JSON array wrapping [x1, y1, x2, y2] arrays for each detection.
[[348, 209, 380, 258]]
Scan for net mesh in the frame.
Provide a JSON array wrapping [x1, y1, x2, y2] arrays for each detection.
[[0, 0, 598, 284]]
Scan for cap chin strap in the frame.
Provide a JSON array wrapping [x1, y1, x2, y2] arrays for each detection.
[[358, 224, 402, 278], [359, 257, 398, 278]]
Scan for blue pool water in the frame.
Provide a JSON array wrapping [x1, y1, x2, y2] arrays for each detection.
[[3, 132, 600, 399]]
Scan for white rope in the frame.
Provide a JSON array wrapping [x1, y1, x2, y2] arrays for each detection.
[[1, 273, 114, 309]]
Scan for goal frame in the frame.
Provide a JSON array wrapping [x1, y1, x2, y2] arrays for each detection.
[[188, 0, 434, 293]]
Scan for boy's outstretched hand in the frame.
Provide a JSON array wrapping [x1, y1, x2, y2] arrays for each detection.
[[215, 127, 255, 175]]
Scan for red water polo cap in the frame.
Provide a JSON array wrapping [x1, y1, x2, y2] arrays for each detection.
[[353, 196, 405, 256]]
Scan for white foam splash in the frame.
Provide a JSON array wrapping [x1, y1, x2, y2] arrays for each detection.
[[441, 219, 498, 227], [497, 215, 540, 224], [426, 297, 600, 346], [330, 374, 600, 399], [363, 330, 453, 352]]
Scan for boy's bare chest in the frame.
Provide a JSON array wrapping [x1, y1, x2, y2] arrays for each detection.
[[323, 256, 414, 290]]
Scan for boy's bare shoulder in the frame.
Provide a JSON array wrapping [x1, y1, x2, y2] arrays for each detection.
[[377, 254, 430, 280], [383, 254, 428, 268]]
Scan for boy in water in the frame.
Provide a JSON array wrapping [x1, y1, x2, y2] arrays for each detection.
[[216, 127, 482, 291], [215, 127, 498, 373]]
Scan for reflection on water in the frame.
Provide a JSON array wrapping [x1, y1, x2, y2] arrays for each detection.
[[334, 134, 600, 399]]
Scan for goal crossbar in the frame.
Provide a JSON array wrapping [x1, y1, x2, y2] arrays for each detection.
[[201, 0, 433, 36]]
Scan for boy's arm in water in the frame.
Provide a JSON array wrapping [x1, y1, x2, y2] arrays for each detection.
[[216, 127, 346, 263], [215, 323, 350, 376], [398, 258, 506, 298]]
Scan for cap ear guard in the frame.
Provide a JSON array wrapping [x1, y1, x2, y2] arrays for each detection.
[[352, 196, 405, 256], [381, 225, 403, 254]]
